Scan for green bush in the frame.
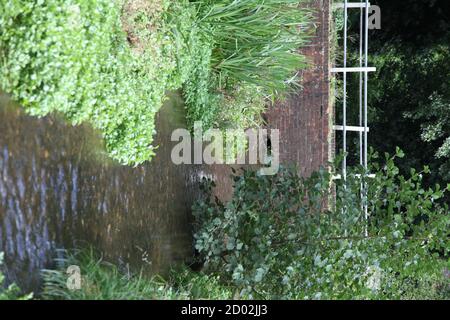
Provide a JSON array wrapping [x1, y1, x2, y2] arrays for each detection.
[[0, 0, 312, 165], [0, 0, 202, 165], [192, 150, 450, 299]]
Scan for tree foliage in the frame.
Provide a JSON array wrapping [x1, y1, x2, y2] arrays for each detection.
[[193, 151, 450, 299], [342, 0, 450, 184]]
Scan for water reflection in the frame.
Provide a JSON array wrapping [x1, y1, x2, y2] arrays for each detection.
[[0, 91, 213, 291]]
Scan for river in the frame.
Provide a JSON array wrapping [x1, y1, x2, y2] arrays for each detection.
[[0, 91, 231, 292]]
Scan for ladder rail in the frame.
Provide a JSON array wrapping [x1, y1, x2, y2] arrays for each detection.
[[342, 0, 348, 181], [333, 0, 373, 237], [331, 67, 376, 72], [363, 0, 370, 236], [333, 2, 371, 9]]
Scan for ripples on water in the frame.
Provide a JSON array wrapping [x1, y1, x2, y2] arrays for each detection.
[[0, 91, 233, 291]]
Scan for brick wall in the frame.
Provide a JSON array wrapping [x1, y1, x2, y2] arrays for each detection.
[[265, 0, 332, 177]]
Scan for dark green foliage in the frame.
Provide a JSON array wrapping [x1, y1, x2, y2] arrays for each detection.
[[369, 0, 450, 45], [193, 151, 450, 299], [339, 0, 450, 185], [349, 43, 450, 183]]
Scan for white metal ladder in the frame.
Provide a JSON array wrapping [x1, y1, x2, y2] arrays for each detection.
[[332, 1, 375, 235]]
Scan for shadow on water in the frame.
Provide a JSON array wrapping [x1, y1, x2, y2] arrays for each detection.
[[0, 91, 217, 292]]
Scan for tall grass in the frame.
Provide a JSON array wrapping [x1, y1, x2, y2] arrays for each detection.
[[194, 0, 313, 96], [41, 249, 234, 300]]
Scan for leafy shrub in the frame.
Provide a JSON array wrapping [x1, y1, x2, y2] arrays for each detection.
[[0, 252, 33, 300], [193, 150, 450, 299], [1, 0, 312, 165], [0, 0, 198, 165], [41, 249, 233, 300]]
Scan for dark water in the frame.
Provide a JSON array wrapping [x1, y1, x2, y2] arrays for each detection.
[[0, 91, 230, 292]]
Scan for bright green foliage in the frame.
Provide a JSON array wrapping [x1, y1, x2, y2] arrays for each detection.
[[182, 36, 219, 130], [0, 252, 33, 300], [0, 0, 312, 165], [184, 0, 312, 130], [0, 0, 192, 164], [41, 249, 234, 300], [193, 150, 450, 299], [194, 0, 311, 96]]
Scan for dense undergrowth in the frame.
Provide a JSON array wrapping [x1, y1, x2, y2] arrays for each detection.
[[40, 249, 234, 300], [191, 150, 449, 299], [33, 151, 449, 300], [0, 0, 312, 165]]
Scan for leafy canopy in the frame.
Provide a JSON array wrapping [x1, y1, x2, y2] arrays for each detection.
[[193, 150, 450, 299]]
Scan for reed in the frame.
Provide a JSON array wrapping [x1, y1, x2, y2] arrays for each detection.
[[195, 0, 314, 96]]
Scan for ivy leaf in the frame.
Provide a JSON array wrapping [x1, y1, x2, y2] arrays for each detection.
[[396, 147, 405, 158]]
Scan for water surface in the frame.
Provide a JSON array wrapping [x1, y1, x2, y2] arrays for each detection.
[[0, 91, 211, 291]]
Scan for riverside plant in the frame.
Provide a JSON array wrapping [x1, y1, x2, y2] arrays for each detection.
[[183, 0, 313, 130], [192, 149, 450, 299], [41, 249, 234, 300], [0, 0, 313, 165], [194, 0, 312, 95]]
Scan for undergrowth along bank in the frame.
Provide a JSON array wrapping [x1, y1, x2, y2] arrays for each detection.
[[37, 150, 450, 300], [0, 0, 313, 165]]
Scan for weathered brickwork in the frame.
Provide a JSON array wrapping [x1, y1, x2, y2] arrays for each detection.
[[266, 0, 332, 177], [206, 1, 332, 202]]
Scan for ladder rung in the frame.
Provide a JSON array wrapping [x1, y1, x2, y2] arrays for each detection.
[[334, 125, 370, 132], [332, 174, 376, 180], [333, 2, 371, 9], [331, 67, 376, 73]]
